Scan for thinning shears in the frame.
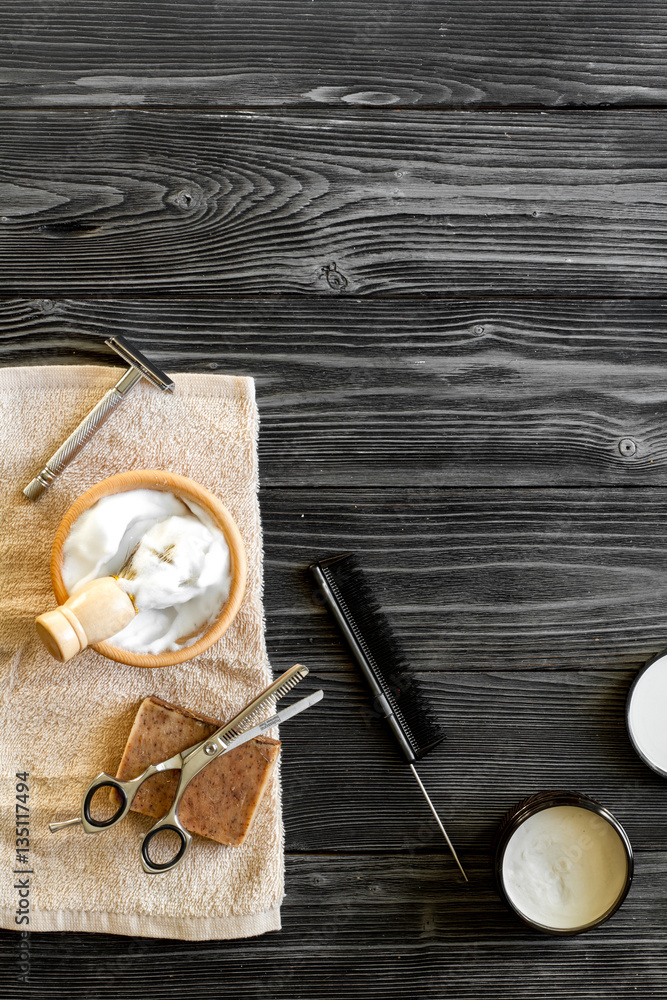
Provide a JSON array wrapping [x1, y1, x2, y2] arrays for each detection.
[[50, 664, 323, 874]]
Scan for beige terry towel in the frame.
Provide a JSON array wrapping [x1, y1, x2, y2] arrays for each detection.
[[0, 365, 283, 940]]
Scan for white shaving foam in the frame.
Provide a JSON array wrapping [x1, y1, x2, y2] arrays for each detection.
[[61, 489, 232, 655]]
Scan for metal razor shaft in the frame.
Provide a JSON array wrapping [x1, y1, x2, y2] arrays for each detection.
[[23, 337, 174, 500], [409, 763, 468, 882], [24, 375, 135, 500]]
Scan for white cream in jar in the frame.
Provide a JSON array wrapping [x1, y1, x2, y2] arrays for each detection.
[[500, 804, 630, 931], [61, 489, 232, 655]]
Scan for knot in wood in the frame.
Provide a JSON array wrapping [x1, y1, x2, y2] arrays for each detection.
[[319, 262, 348, 291], [167, 188, 199, 212]]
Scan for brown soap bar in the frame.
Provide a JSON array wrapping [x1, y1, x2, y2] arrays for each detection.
[[114, 695, 280, 847]]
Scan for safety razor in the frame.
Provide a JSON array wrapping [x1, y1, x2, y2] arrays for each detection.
[[23, 336, 175, 500]]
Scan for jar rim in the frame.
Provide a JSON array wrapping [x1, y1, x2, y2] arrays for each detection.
[[493, 790, 634, 936]]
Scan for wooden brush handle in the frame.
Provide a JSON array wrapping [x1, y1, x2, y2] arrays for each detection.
[[35, 577, 136, 662]]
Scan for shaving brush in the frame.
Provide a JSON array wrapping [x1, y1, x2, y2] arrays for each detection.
[[36, 575, 136, 662], [36, 514, 220, 663]]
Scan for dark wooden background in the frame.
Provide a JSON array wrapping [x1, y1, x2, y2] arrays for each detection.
[[2, 3, 667, 997]]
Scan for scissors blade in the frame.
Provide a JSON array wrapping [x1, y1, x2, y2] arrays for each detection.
[[181, 688, 324, 771], [225, 688, 324, 748], [215, 663, 310, 743], [251, 688, 323, 733]]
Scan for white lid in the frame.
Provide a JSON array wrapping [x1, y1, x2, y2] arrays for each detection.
[[627, 652, 667, 777]]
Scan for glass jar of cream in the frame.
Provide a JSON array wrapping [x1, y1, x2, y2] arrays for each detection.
[[493, 791, 633, 935]]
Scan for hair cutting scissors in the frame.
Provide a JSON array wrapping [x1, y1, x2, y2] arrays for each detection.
[[50, 664, 323, 874]]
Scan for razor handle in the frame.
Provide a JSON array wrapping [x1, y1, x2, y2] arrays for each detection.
[[23, 367, 142, 500]]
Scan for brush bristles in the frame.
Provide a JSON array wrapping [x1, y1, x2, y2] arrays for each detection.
[[316, 554, 445, 760]]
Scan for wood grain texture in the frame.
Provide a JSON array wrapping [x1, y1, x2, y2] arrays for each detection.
[[4, 297, 667, 486], [3, 111, 667, 296], [2, 0, 667, 985], [277, 669, 665, 850], [1, 852, 666, 998], [3, 313, 666, 991], [1, 1, 667, 109], [261, 487, 667, 672]]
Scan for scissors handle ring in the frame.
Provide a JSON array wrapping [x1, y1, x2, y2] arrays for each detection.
[[83, 779, 128, 829], [141, 823, 190, 874]]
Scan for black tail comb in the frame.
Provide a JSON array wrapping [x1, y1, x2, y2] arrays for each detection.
[[310, 552, 467, 880], [310, 553, 446, 763]]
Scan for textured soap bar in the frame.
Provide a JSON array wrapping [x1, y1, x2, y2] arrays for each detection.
[[114, 696, 280, 847]]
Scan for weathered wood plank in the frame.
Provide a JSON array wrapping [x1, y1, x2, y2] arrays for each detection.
[[1, 852, 665, 998], [261, 487, 667, 672], [2, 111, 667, 296], [1, 1, 667, 109], [278, 669, 663, 850], [4, 297, 667, 486]]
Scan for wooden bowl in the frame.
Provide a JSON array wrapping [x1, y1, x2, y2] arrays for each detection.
[[50, 470, 247, 668]]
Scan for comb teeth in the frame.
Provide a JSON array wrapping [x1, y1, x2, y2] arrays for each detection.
[[313, 554, 445, 761]]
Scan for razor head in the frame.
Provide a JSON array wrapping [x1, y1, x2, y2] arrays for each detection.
[[105, 336, 175, 393]]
